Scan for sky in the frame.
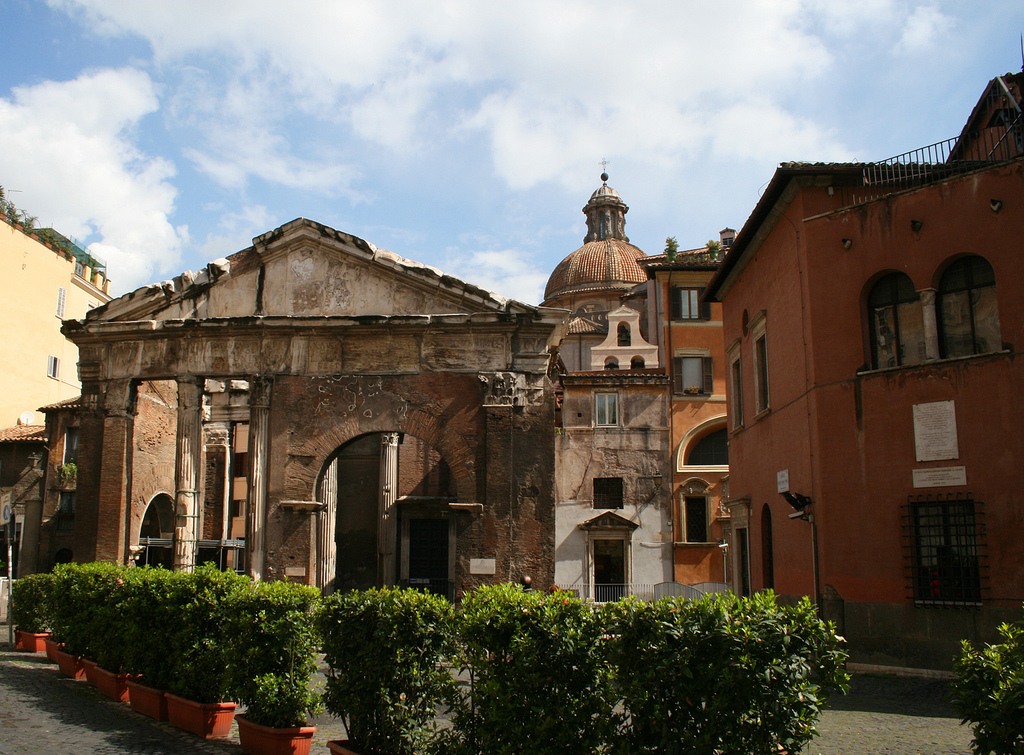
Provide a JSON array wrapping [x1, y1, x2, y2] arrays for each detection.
[[1, 1, 1022, 305]]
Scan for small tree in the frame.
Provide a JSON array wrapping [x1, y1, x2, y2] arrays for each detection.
[[223, 580, 322, 728], [665, 236, 679, 261], [11, 572, 53, 634], [952, 612, 1024, 755], [319, 587, 457, 755], [445, 584, 616, 755]]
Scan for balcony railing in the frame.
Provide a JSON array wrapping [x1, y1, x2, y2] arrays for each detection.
[[559, 581, 732, 603]]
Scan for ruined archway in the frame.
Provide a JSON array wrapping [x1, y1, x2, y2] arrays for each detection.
[[316, 431, 457, 596]]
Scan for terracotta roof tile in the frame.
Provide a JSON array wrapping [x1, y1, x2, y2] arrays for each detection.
[[0, 425, 46, 443]]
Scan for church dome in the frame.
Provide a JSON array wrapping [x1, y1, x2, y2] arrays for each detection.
[[542, 173, 648, 305], [543, 239, 648, 304]]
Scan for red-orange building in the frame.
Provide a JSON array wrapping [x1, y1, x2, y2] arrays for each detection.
[[642, 238, 732, 587], [705, 73, 1024, 670]]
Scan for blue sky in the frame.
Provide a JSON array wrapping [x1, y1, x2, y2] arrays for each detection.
[[1, 1, 1022, 303]]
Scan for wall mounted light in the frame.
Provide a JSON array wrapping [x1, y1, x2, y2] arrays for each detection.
[[990, 199, 1003, 212], [910, 220, 923, 232], [841, 238, 853, 250]]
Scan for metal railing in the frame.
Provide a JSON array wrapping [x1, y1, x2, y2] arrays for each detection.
[[840, 76, 1023, 208], [560, 581, 733, 603]]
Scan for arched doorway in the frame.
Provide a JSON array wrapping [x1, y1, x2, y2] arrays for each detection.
[[316, 432, 457, 597], [138, 493, 174, 568]]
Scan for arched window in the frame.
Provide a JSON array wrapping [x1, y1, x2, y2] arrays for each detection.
[[617, 322, 631, 346], [939, 255, 1000, 357], [604, 357, 619, 370], [868, 272, 925, 368], [630, 356, 645, 369], [686, 428, 728, 466]]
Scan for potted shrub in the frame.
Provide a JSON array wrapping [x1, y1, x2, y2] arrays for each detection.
[[443, 583, 615, 755], [163, 565, 247, 738], [318, 587, 457, 755], [605, 590, 849, 755], [122, 567, 180, 720], [223, 579, 322, 755], [83, 564, 136, 701], [47, 563, 94, 678], [951, 609, 1024, 755], [11, 572, 53, 652]]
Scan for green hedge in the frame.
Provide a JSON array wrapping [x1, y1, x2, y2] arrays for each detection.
[[606, 590, 849, 755], [43, 565, 848, 751], [223, 579, 322, 728], [318, 587, 457, 755], [443, 584, 615, 755], [952, 607, 1024, 755], [11, 572, 53, 634]]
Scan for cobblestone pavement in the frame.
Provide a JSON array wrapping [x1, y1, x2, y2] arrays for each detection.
[[803, 674, 974, 755], [1, 631, 975, 754]]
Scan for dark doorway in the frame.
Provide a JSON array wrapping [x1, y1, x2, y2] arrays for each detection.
[[761, 504, 774, 590], [594, 539, 626, 602], [407, 518, 450, 599]]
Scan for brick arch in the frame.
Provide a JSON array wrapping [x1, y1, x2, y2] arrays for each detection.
[[295, 405, 478, 502]]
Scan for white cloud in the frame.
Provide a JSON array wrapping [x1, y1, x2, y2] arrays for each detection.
[[443, 247, 549, 304], [0, 68, 186, 292], [896, 5, 954, 54], [196, 204, 273, 263]]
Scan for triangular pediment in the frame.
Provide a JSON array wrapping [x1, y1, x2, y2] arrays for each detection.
[[579, 511, 639, 530], [87, 218, 539, 323]]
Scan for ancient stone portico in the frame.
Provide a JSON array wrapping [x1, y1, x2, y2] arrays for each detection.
[[62, 218, 565, 595]]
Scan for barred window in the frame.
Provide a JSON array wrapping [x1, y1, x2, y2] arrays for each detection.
[[593, 477, 624, 509], [57, 492, 76, 532], [903, 494, 983, 606]]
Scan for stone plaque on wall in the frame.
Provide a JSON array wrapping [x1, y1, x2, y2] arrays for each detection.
[[913, 400, 959, 462]]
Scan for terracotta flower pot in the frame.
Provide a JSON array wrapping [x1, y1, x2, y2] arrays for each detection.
[[127, 680, 168, 721], [165, 693, 236, 739], [14, 631, 51, 653], [54, 648, 85, 680], [326, 741, 390, 755], [92, 665, 132, 703], [44, 637, 62, 663], [235, 716, 317, 755], [81, 658, 100, 687]]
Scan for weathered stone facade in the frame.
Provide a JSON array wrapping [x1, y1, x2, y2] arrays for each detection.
[[61, 218, 564, 595]]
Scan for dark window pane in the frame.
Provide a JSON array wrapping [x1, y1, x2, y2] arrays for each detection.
[[687, 429, 728, 466], [594, 477, 624, 509]]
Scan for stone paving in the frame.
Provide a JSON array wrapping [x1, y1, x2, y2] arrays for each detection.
[[0, 629, 976, 754]]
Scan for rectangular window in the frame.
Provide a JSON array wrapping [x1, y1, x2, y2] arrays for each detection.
[[674, 356, 713, 395], [683, 496, 709, 542], [56, 287, 67, 318], [47, 355, 60, 379], [670, 287, 710, 320], [593, 477, 624, 509], [905, 494, 982, 605], [57, 492, 76, 532], [63, 427, 79, 465], [729, 355, 743, 429], [595, 393, 618, 426], [754, 334, 769, 413]]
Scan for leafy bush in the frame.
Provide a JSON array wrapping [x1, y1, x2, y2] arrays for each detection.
[[121, 566, 181, 688], [444, 584, 616, 755], [319, 587, 457, 755], [46, 562, 135, 668], [223, 580, 322, 728], [952, 613, 1024, 755], [11, 572, 54, 634], [605, 590, 849, 755], [165, 564, 249, 703]]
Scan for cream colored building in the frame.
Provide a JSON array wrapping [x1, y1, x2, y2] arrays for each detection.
[[0, 216, 111, 427]]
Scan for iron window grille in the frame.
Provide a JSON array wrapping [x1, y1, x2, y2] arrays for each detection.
[[593, 477, 624, 509], [901, 492, 986, 607]]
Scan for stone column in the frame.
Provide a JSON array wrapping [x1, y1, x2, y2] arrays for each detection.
[[173, 378, 203, 571], [919, 288, 940, 360], [317, 458, 339, 594], [378, 432, 400, 586], [246, 377, 272, 581]]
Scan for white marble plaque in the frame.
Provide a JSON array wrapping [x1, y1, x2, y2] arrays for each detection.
[[912, 466, 967, 488], [470, 558, 496, 575], [913, 400, 959, 462]]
